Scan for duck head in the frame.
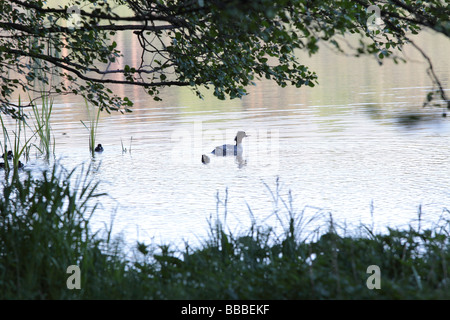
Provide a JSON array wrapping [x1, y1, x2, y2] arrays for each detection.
[[234, 131, 249, 144]]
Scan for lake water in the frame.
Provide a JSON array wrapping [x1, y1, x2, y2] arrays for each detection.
[[4, 31, 450, 248]]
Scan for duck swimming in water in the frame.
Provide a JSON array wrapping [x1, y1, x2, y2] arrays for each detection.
[[201, 154, 210, 164], [211, 131, 249, 156], [0, 160, 24, 169], [94, 144, 104, 152], [2, 151, 13, 160]]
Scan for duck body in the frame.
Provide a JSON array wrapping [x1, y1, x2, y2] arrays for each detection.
[[94, 144, 104, 152], [211, 131, 248, 157], [0, 161, 24, 169], [211, 144, 241, 156]]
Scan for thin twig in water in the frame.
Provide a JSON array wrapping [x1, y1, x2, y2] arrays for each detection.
[[407, 38, 450, 113]]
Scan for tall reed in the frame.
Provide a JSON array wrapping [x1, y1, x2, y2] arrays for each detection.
[[121, 137, 133, 154], [31, 93, 55, 160], [0, 114, 9, 166], [80, 100, 101, 157]]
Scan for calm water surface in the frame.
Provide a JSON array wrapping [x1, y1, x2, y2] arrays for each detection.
[[5, 32, 450, 247]]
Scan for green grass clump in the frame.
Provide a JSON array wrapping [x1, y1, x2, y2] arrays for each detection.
[[0, 171, 449, 299], [0, 104, 34, 174], [0, 163, 120, 299]]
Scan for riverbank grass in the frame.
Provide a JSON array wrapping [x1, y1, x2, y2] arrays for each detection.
[[0, 164, 449, 299]]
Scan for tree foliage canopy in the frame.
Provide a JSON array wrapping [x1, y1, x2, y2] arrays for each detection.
[[0, 0, 449, 117]]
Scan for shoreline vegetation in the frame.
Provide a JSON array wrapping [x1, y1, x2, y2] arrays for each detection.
[[0, 163, 449, 299]]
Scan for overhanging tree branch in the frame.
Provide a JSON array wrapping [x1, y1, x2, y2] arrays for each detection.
[[0, 0, 448, 118]]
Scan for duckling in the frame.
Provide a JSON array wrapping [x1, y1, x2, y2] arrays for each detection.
[[0, 161, 24, 169], [202, 154, 210, 164], [94, 144, 104, 152], [211, 131, 249, 156], [2, 150, 13, 160]]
